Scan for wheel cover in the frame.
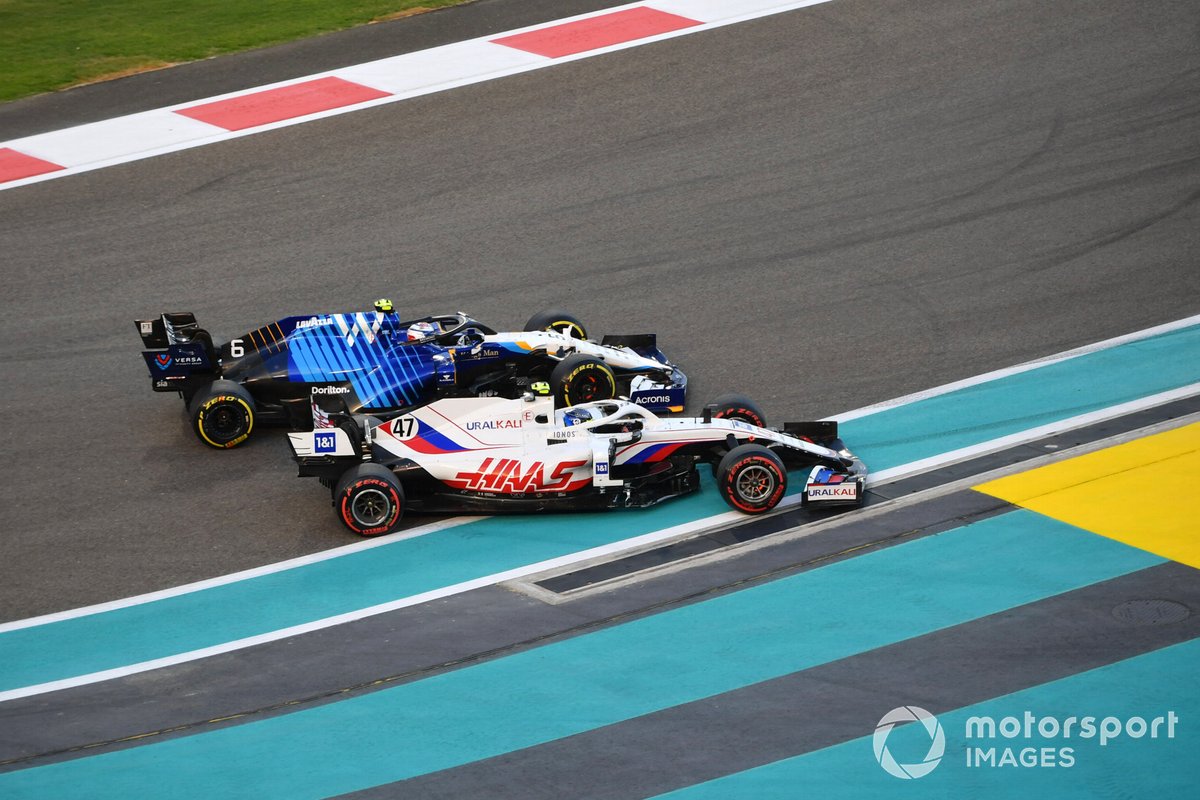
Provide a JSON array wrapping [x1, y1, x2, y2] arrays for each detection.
[[736, 464, 776, 503], [351, 488, 392, 527], [574, 373, 601, 402], [205, 404, 244, 439]]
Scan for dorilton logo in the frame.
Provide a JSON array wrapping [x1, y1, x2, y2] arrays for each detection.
[[312, 385, 350, 395], [873, 706, 945, 779]]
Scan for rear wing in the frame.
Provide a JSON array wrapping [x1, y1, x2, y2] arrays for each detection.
[[135, 312, 219, 390]]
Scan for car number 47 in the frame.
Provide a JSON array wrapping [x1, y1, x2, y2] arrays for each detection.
[[393, 416, 417, 439]]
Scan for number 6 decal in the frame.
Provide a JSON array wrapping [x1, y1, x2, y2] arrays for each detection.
[[230, 338, 245, 358]]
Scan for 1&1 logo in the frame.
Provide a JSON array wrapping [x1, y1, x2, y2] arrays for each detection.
[[873, 706, 945, 779]]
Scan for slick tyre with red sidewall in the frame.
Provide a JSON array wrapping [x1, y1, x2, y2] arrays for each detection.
[[189, 380, 256, 449], [334, 463, 405, 536], [551, 354, 617, 406], [709, 393, 767, 427], [716, 444, 787, 514]]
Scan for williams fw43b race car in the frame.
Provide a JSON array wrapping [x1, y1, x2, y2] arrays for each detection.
[[288, 392, 867, 536], [135, 303, 686, 449]]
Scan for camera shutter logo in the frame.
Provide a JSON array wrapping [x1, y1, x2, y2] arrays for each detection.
[[873, 706, 945, 779]]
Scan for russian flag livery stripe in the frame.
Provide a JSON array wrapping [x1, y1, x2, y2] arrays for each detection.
[[622, 441, 688, 463], [400, 419, 475, 455]]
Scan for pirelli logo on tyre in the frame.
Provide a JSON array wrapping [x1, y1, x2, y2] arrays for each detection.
[[339, 476, 402, 536], [568, 363, 615, 391], [195, 395, 254, 449]]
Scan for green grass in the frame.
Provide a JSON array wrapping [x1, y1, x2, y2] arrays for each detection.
[[0, 0, 471, 103]]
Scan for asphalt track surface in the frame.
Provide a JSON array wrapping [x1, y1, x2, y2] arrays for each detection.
[[0, 0, 1198, 795], [1, 0, 1197, 621]]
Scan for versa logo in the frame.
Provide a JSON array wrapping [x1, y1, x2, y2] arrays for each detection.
[[154, 354, 173, 370], [453, 458, 587, 493]]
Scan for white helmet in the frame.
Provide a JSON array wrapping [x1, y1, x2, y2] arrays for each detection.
[[406, 321, 438, 341]]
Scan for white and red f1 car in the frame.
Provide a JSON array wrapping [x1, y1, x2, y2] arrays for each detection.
[[288, 393, 867, 536]]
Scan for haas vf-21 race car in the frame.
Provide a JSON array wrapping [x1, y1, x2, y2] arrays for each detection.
[[288, 393, 867, 536], [135, 305, 686, 449]]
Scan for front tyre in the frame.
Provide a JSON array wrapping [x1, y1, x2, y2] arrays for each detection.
[[189, 380, 255, 449], [551, 354, 617, 406], [710, 393, 767, 428], [524, 309, 587, 340], [716, 444, 787, 514], [334, 464, 405, 536]]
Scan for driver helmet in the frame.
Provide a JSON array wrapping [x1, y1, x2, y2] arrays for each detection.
[[406, 320, 438, 341], [563, 407, 595, 427], [373, 298, 395, 313]]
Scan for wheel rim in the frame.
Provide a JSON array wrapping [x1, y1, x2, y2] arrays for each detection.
[[551, 321, 585, 339], [570, 373, 599, 402], [205, 404, 244, 440], [736, 464, 776, 503], [351, 488, 392, 527]]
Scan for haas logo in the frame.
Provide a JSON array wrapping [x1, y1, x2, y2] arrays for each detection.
[[453, 458, 587, 493]]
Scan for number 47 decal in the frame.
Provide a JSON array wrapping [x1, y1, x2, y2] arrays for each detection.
[[392, 416, 417, 439]]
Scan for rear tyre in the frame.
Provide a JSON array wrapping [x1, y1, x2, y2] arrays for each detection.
[[710, 393, 767, 427], [524, 309, 588, 340], [551, 354, 617, 406], [191, 328, 217, 362], [189, 380, 255, 449], [334, 464, 405, 536], [716, 444, 787, 514]]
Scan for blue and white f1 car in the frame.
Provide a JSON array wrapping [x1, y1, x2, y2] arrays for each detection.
[[135, 306, 686, 448], [288, 393, 867, 536]]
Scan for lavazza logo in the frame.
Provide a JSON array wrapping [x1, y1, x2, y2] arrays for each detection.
[[873, 705, 1179, 779]]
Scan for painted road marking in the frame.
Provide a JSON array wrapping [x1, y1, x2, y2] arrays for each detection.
[[492, 7, 703, 57], [0, 511, 1162, 798], [0, 147, 63, 181], [0, 0, 840, 191], [175, 76, 393, 131], [976, 422, 1200, 569], [4, 313, 1194, 634], [842, 322, 1200, 473], [653, 636, 1200, 799], [0, 317, 1198, 702]]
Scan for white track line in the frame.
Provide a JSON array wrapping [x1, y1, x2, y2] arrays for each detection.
[[0, 0, 839, 192], [833, 313, 1200, 422], [1, 322, 1197, 702], [5, 312, 1194, 637], [0, 516, 482, 635]]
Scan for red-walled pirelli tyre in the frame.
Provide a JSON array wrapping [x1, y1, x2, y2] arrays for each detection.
[[334, 464, 405, 537], [189, 380, 255, 449], [551, 354, 617, 406], [523, 309, 588, 340], [716, 444, 787, 514], [709, 393, 768, 428]]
